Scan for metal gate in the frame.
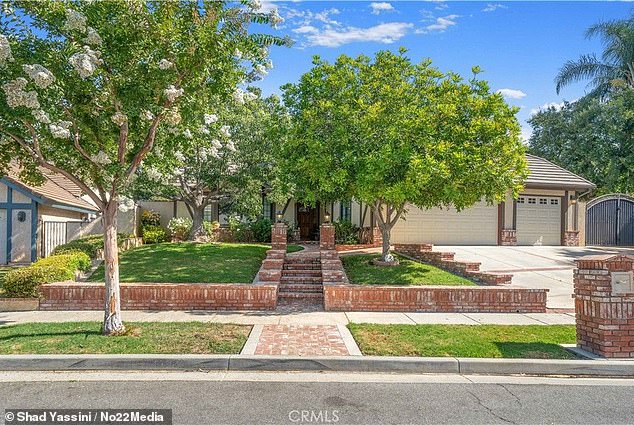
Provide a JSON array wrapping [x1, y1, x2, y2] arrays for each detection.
[[586, 194, 634, 246], [42, 221, 67, 257]]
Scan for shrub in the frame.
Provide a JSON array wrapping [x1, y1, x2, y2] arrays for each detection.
[[3, 252, 91, 298], [141, 209, 161, 227], [250, 218, 272, 242], [203, 220, 220, 236], [142, 225, 169, 244], [167, 217, 192, 240], [52, 234, 128, 259], [334, 220, 360, 244]]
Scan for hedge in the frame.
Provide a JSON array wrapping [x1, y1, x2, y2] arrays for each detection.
[[52, 234, 129, 259], [3, 252, 91, 298]]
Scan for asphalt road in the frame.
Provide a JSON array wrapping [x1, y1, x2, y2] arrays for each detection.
[[1, 372, 633, 425]]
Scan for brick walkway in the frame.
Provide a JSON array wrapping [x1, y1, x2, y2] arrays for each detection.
[[251, 324, 357, 356]]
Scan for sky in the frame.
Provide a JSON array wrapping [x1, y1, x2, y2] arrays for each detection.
[[252, 1, 632, 141]]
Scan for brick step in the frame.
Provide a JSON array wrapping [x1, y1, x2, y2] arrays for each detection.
[[284, 256, 321, 263], [278, 284, 323, 293], [277, 292, 324, 300], [281, 269, 322, 277], [283, 264, 322, 270], [280, 276, 322, 284]]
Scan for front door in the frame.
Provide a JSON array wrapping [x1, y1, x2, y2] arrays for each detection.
[[296, 202, 319, 240]]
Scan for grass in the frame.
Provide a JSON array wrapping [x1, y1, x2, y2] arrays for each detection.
[[286, 244, 304, 253], [0, 322, 250, 354], [341, 254, 475, 286], [89, 242, 270, 283], [348, 324, 577, 359]]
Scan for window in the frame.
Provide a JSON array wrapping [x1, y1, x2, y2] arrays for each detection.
[[204, 204, 214, 222], [339, 200, 352, 222], [528, 198, 536, 204], [550, 199, 559, 205], [518, 197, 525, 204], [539, 198, 548, 205], [262, 201, 275, 221]]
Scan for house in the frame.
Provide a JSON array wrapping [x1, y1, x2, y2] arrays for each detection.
[[0, 166, 99, 264], [140, 154, 596, 247]]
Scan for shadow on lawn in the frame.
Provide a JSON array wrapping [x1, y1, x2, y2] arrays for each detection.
[[0, 329, 101, 342], [493, 341, 576, 359]]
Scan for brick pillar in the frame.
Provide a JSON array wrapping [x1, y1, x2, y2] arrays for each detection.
[[372, 227, 383, 247], [320, 223, 335, 250], [564, 231, 580, 246], [499, 229, 517, 246], [574, 254, 634, 358], [271, 223, 287, 251]]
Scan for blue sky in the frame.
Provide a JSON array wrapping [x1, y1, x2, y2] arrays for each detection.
[[254, 1, 632, 140]]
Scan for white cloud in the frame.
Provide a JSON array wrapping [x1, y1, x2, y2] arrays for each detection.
[[497, 88, 527, 100], [306, 22, 414, 47], [370, 2, 394, 15], [482, 3, 507, 12], [520, 125, 532, 144], [417, 14, 459, 33], [293, 25, 319, 34], [285, 7, 341, 27], [530, 101, 566, 116]]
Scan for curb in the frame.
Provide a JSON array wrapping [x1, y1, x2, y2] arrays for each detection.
[[0, 355, 633, 377]]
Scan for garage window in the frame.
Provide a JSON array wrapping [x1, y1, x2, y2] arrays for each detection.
[[539, 198, 548, 205], [518, 197, 525, 204], [550, 199, 559, 205], [528, 198, 536, 204]]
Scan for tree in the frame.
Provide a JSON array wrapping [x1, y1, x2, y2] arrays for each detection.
[[556, 14, 634, 98], [0, 0, 286, 334], [136, 91, 289, 240], [281, 50, 527, 262], [528, 90, 634, 194]]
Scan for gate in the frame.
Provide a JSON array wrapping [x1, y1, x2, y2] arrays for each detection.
[[42, 221, 67, 257], [586, 194, 634, 246]]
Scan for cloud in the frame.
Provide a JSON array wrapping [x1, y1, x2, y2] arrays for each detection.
[[520, 126, 532, 143], [285, 7, 341, 27], [482, 3, 507, 12], [306, 22, 414, 47], [293, 25, 319, 34], [529, 102, 566, 116], [416, 14, 459, 34], [370, 2, 394, 15], [497, 88, 527, 100]]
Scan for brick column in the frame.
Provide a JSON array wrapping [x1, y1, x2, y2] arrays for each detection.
[[564, 231, 580, 246], [574, 254, 634, 358], [499, 229, 517, 246], [320, 223, 335, 250], [271, 223, 287, 251]]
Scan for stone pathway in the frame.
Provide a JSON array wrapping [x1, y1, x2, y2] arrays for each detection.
[[242, 324, 361, 356]]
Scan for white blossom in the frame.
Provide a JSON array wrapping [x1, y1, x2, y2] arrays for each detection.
[[234, 48, 243, 59], [118, 196, 135, 213], [140, 109, 154, 121], [164, 107, 182, 126], [254, 64, 268, 77], [23, 64, 56, 89], [227, 162, 239, 174], [220, 126, 231, 138], [210, 147, 221, 159], [173, 167, 185, 176], [84, 27, 102, 46], [183, 129, 193, 139], [233, 88, 245, 105], [248, 0, 262, 10], [164, 85, 184, 102], [200, 126, 210, 135], [211, 139, 222, 149], [111, 111, 128, 127], [146, 167, 163, 181], [49, 121, 72, 139], [204, 113, 218, 125], [90, 150, 111, 165], [174, 151, 186, 162], [2, 78, 39, 109], [0, 34, 13, 66], [226, 140, 237, 152], [167, 127, 179, 135], [244, 91, 258, 102], [32, 109, 51, 124], [158, 59, 174, 70], [269, 9, 284, 28], [63, 9, 87, 33], [69, 46, 103, 79]]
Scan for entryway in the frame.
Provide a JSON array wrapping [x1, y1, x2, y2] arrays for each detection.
[[296, 202, 319, 241]]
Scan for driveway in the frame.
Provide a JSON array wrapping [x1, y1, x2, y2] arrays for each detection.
[[437, 245, 634, 309]]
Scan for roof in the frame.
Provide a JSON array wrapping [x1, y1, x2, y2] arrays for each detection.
[[3, 165, 99, 213], [525, 154, 596, 191]]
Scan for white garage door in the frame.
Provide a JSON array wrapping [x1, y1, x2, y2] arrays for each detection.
[[391, 202, 498, 245], [516, 196, 561, 245]]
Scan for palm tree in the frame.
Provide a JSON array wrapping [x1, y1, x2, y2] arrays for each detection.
[[556, 16, 634, 98]]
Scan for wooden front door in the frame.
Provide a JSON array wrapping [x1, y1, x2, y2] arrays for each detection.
[[297, 202, 319, 240]]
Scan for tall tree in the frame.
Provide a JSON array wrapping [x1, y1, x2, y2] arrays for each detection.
[[556, 15, 634, 98], [282, 50, 527, 262], [0, 0, 286, 334]]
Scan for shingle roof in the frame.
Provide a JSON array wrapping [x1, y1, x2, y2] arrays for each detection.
[[4, 165, 98, 212], [525, 154, 595, 190]]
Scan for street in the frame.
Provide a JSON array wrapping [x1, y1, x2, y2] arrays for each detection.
[[0, 371, 633, 425]]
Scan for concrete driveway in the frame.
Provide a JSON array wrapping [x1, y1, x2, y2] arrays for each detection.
[[437, 245, 634, 309]]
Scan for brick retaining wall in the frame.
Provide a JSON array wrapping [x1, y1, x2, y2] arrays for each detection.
[[323, 285, 547, 313], [39, 282, 277, 311]]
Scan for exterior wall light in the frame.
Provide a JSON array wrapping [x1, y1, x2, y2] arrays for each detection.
[[276, 211, 283, 222], [324, 212, 331, 223]]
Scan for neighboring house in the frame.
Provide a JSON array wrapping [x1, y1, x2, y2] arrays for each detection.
[[0, 166, 99, 264], [139, 154, 596, 246]]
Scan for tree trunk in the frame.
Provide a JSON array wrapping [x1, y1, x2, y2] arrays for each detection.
[[381, 226, 391, 261], [102, 201, 125, 336], [189, 204, 206, 241], [372, 202, 404, 262]]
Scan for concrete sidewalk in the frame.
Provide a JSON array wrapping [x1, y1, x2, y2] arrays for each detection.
[[0, 310, 576, 326]]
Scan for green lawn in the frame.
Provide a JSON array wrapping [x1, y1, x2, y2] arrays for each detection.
[[341, 254, 475, 286], [0, 322, 250, 354], [89, 242, 270, 283], [286, 244, 304, 253], [348, 324, 577, 359]]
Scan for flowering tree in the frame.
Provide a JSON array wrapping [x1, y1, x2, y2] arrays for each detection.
[[282, 50, 528, 262], [0, 0, 286, 334], [136, 90, 289, 240]]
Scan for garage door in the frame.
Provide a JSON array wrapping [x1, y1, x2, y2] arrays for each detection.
[[516, 196, 561, 245], [391, 202, 498, 245]]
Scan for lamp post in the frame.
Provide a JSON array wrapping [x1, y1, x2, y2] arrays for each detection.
[[276, 211, 283, 223], [324, 211, 331, 223]]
